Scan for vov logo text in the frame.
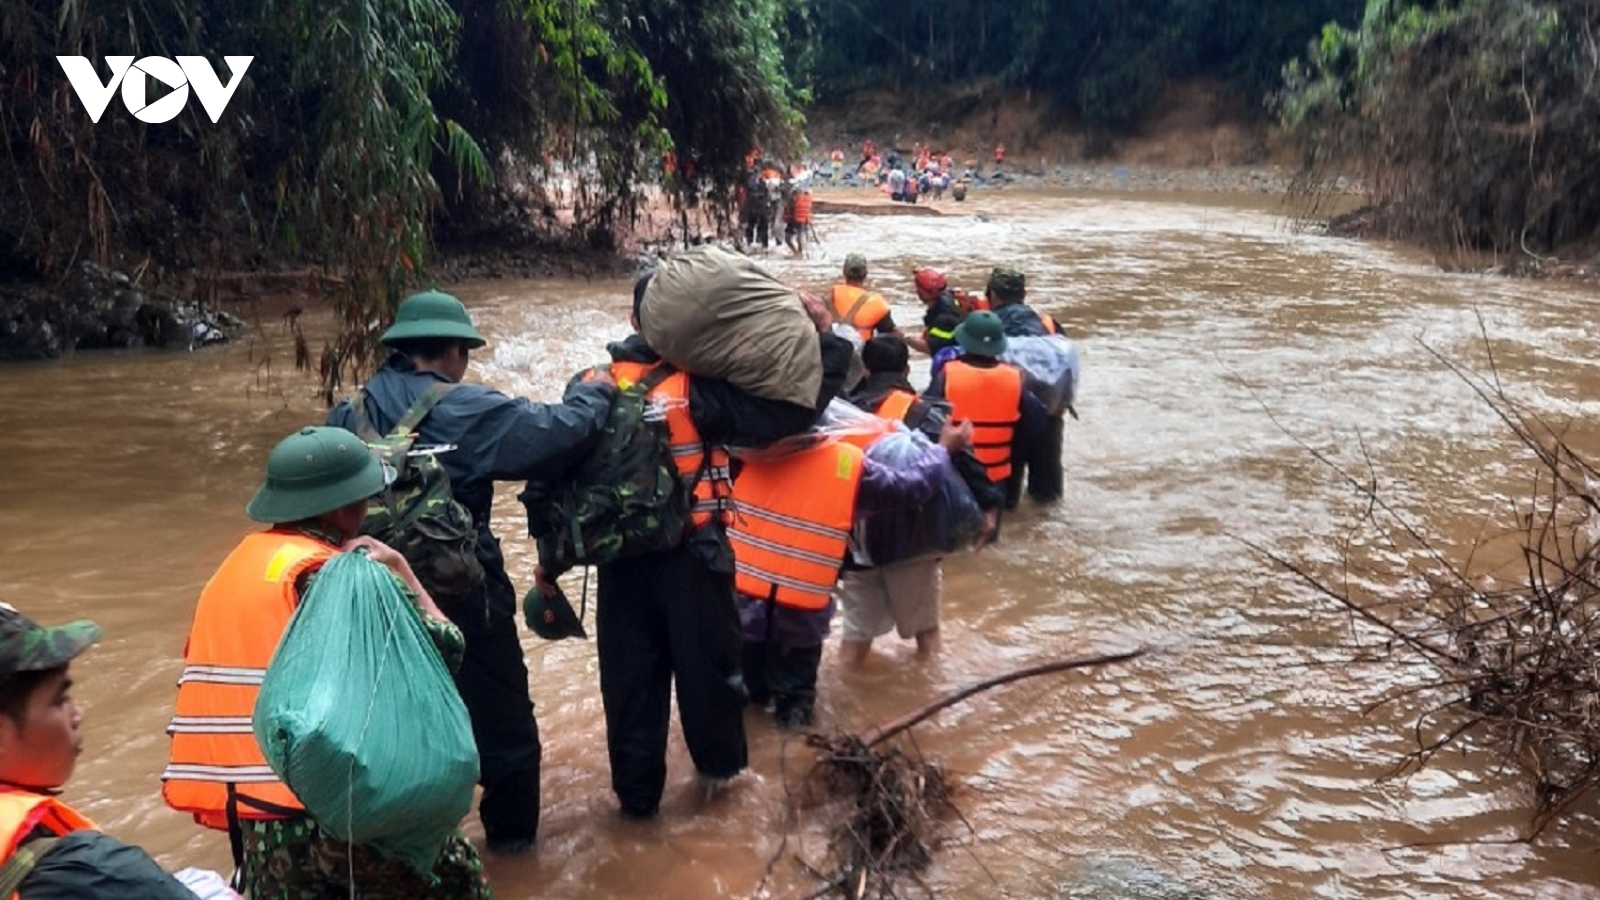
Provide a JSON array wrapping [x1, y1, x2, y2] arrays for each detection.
[[57, 56, 253, 124]]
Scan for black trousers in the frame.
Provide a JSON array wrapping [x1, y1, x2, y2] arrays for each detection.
[[597, 547, 749, 815], [742, 640, 823, 724], [439, 588, 541, 847], [744, 212, 770, 249], [1007, 414, 1065, 506]]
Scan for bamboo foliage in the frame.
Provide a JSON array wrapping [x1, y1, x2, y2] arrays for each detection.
[[0, 0, 803, 392]]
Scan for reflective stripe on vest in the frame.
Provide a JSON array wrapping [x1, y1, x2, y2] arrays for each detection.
[[830, 284, 890, 342], [943, 360, 1023, 482], [875, 390, 916, 424], [728, 441, 862, 610], [0, 788, 92, 870], [163, 531, 335, 830], [611, 360, 734, 530]]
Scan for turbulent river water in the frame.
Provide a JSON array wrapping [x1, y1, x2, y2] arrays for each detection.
[[3, 188, 1600, 899]]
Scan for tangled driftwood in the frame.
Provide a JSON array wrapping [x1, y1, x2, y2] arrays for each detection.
[[768, 650, 1145, 900]]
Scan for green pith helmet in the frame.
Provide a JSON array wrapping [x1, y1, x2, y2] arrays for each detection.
[[379, 290, 487, 349], [0, 604, 99, 678], [246, 426, 388, 524], [843, 253, 869, 280], [986, 267, 1026, 304], [954, 310, 1008, 357], [522, 583, 586, 641]]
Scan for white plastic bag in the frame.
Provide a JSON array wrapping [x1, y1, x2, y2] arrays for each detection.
[[1001, 334, 1080, 416]]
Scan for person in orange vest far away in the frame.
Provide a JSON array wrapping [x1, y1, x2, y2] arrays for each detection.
[[732, 401, 974, 727], [0, 605, 207, 898], [985, 267, 1071, 507], [994, 143, 1006, 171], [164, 426, 491, 898], [830, 254, 903, 343], [921, 310, 1046, 512], [836, 337, 1005, 664], [782, 175, 813, 256]]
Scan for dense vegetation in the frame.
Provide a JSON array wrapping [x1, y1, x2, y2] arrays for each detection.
[[1278, 0, 1600, 259], [794, 0, 1364, 139], [0, 0, 802, 384]]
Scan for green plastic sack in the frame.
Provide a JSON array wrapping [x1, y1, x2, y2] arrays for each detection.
[[253, 551, 478, 873]]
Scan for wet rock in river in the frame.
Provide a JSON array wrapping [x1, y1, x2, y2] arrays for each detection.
[[1053, 857, 1214, 900]]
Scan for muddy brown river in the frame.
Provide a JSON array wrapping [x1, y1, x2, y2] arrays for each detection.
[[3, 188, 1599, 898]]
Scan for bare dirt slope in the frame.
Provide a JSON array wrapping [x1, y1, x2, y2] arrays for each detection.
[[804, 78, 1288, 169]]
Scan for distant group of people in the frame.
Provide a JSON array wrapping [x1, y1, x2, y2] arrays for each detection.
[[3, 259, 1073, 897], [819, 139, 1010, 203]]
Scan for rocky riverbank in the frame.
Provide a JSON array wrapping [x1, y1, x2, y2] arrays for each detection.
[[0, 262, 244, 361], [804, 159, 1346, 196]]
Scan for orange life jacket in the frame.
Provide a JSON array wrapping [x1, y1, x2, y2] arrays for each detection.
[[830, 284, 890, 341], [163, 530, 336, 830], [0, 788, 93, 886], [729, 441, 863, 611], [954, 290, 989, 314], [792, 192, 813, 225], [610, 360, 734, 531], [943, 360, 1022, 482], [875, 389, 916, 424]]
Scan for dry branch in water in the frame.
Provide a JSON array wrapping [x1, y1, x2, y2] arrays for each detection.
[[1264, 335, 1600, 838], [780, 649, 1145, 900]]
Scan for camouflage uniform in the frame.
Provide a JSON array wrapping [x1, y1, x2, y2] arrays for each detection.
[[237, 819, 489, 899]]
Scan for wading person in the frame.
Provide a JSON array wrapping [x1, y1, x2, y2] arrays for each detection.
[[733, 405, 970, 727], [830, 254, 901, 342], [923, 311, 1044, 511], [559, 277, 854, 818], [326, 289, 615, 854], [837, 337, 1005, 665], [984, 267, 1068, 505], [0, 606, 201, 898], [163, 426, 491, 897], [904, 267, 962, 356]]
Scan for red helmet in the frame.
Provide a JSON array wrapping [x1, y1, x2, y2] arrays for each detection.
[[913, 267, 948, 299]]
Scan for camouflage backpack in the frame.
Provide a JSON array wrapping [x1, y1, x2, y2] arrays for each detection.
[[520, 365, 692, 572], [351, 384, 484, 601]]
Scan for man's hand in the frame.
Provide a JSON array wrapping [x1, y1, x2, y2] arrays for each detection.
[[938, 419, 973, 452], [798, 290, 833, 333], [342, 535, 409, 573], [343, 535, 449, 622], [533, 564, 559, 598]]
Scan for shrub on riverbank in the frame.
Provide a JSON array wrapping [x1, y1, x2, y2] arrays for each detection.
[[1279, 0, 1600, 261]]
